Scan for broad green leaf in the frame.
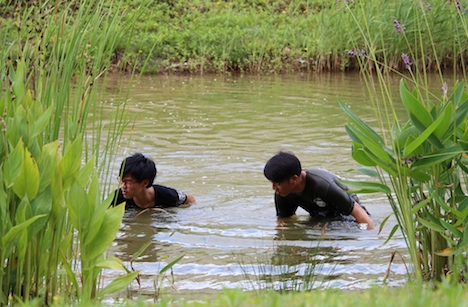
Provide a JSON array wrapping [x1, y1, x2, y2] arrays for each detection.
[[339, 99, 385, 145], [409, 169, 430, 183], [433, 102, 453, 140], [66, 182, 90, 233], [338, 179, 391, 194], [84, 186, 107, 247], [14, 197, 32, 259], [96, 257, 126, 270], [400, 80, 433, 128], [77, 156, 95, 187], [3, 139, 24, 188], [346, 124, 395, 165], [449, 82, 465, 108], [12, 60, 26, 102], [345, 125, 361, 144], [61, 137, 83, 189], [403, 110, 447, 157], [97, 271, 140, 298], [362, 150, 399, 177], [30, 189, 52, 235], [412, 145, 462, 169], [30, 105, 54, 139], [351, 142, 377, 166], [50, 152, 64, 219], [452, 97, 468, 131], [38, 141, 60, 193], [395, 123, 419, 153], [85, 203, 124, 260], [354, 167, 380, 177], [12, 148, 40, 200], [1, 214, 46, 248], [408, 114, 444, 149]]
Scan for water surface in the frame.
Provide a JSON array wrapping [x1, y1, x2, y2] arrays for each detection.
[[103, 73, 431, 301]]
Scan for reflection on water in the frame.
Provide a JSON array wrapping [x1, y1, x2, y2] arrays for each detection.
[[101, 73, 441, 301]]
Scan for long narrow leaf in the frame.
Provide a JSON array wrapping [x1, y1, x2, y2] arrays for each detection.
[[339, 99, 385, 145], [403, 108, 448, 157], [338, 179, 391, 194], [412, 145, 462, 169]]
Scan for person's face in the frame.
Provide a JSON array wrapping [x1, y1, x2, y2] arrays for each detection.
[[119, 175, 147, 199], [271, 176, 297, 197]]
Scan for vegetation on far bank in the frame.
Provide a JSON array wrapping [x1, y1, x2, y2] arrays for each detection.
[[2, 0, 468, 74]]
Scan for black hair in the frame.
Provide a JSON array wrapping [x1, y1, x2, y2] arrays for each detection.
[[119, 153, 156, 188], [263, 151, 302, 183]]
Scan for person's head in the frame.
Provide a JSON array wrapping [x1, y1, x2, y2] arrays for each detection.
[[264, 151, 302, 196], [119, 153, 156, 189]]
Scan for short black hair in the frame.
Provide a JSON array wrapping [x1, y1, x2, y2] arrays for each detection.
[[263, 151, 302, 183], [119, 153, 156, 188]]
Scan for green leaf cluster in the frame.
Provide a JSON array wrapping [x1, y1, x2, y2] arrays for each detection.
[[340, 79, 468, 283]]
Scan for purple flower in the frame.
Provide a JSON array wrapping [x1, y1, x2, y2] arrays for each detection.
[[442, 82, 448, 96], [393, 17, 405, 34], [402, 53, 412, 70], [348, 49, 367, 57]]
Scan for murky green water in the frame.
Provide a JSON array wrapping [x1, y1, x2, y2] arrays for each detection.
[[102, 73, 446, 301]]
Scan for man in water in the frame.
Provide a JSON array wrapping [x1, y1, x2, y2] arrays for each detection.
[[263, 151, 374, 230], [112, 153, 196, 209]]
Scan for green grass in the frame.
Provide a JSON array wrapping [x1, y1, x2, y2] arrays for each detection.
[[2, 0, 467, 74], [82, 283, 468, 307]]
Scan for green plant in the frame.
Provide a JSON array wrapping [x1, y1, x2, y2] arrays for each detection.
[[236, 241, 334, 292], [339, 0, 468, 285], [0, 1, 138, 305]]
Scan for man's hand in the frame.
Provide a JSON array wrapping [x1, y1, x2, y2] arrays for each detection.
[[351, 202, 375, 230]]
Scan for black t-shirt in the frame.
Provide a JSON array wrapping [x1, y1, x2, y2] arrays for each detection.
[[112, 184, 188, 209], [275, 168, 359, 218]]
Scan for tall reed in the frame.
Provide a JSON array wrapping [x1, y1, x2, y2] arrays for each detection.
[[338, 0, 468, 284], [0, 1, 139, 305]]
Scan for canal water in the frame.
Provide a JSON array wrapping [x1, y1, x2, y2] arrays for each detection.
[[102, 72, 440, 301]]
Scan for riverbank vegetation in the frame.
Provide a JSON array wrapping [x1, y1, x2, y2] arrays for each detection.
[[0, 1, 136, 305], [339, 0, 468, 286], [2, 0, 468, 306], [2, 0, 468, 74]]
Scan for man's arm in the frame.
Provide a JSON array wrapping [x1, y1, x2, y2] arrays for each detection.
[[351, 202, 374, 230]]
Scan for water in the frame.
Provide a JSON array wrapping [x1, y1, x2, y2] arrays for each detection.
[[103, 73, 419, 301]]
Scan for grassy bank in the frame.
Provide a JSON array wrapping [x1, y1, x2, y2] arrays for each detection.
[[2, 0, 467, 74], [97, 283, 468, 307]]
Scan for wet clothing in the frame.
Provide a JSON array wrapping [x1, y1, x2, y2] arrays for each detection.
[[275, 168, 363, 218], [112, 184, 188, 210]]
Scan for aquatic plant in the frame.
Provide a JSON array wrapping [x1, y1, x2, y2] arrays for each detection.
[[0, 1, 140, 305], [339, 0, 468, 284], [236, 240, 336, 292]]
